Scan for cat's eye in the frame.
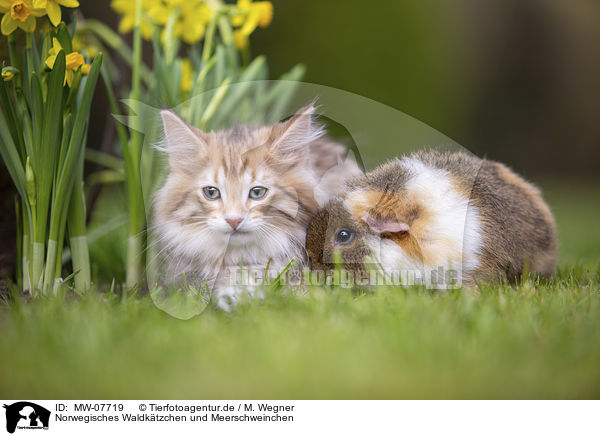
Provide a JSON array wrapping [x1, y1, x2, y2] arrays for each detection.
[[202, 186, 221, 200], [334, 228, 355, 245], [249, 186, 268, 200]]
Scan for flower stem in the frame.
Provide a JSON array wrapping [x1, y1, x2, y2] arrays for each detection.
[[78, 19, 152, 86], [202, 19, 217, 61], [42, 239, 58, 294], [24, 33, 34, 78], [7, 33, 21, 89], [15, 197, 23, 288], [67, 176, 91, 293], [124, 0, 147, 289], [32, 241, 44, 293]]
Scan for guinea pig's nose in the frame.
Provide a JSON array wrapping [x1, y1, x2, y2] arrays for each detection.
[[225, 216, 243, 230]]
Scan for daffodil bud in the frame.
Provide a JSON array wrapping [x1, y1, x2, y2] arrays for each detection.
[[25, 157, 36, 208], [1, 66, 18, 81]]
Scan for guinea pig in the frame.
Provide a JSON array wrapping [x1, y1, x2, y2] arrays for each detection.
[[305, 150, 558, 288]]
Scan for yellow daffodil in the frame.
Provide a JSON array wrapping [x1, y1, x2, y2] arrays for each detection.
[[0, 0, 46, 35], [180, 58, 192, 93], [72, 33, 99, 59], [32, 0, 78, 27], [45, 37, 91, 87], [231, 0, 273, 50], [174, 1, 212, 44], [1, 66, 18, 81], [83, 45, 98, 59], [111, 0, 154, 40], [112, 0, 214, 45], [148, 0, 213, 45], [233, 30, 248, 50], [145, 0, 169, 26], [232, 0, 273, 28]]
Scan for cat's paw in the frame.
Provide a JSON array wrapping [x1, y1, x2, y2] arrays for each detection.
[[215, 286, 238, 312], [214, 285, 265, 311]]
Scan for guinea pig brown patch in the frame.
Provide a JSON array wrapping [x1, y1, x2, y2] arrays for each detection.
[[305, 208, 330, 270], [346, 187, 439, 265], [346, 189, 377, 224], [388, 232, 425, 264]]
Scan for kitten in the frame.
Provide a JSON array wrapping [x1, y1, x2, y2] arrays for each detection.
[[153, 104, 362, 307]]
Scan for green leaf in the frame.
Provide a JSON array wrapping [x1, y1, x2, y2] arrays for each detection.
[[99, 64, 130, 153], [214, 45, 226, 90], [20, 107, 35, 161], [56, 113, 73, 183], [0, 106, 26, 200], [199, 77, 231, 130], [30, 30, 40, 73], [29, 73, 43, 154], [56, 23, 73, 54], [87, 169, 126, 186], [211, 55, 266, 127], [85, 149, 124, 172], [56, 53, 103, 203], [265, 64, 306, 124], [35, 50, 67, 243], [0, 80, 26, 160]]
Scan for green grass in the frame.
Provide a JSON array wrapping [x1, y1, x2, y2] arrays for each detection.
[[1, 180, 599, 399]]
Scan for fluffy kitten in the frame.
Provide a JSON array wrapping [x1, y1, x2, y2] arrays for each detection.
[[153, 105, 361, 306]]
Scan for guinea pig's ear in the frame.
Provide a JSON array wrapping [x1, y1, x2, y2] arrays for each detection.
[[362, 213, 410, 234], [268, 103, 325, 162]]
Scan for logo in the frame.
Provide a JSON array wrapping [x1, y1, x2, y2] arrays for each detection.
[[3, 402, 50, 434]]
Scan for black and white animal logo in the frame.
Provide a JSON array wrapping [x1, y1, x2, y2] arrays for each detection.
[[3, 402, 50, 433]]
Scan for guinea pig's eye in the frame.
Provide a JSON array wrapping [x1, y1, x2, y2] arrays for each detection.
[[334, 228, 355, 245], [249, 186, 268, 200], [202, 186, 221, 200]]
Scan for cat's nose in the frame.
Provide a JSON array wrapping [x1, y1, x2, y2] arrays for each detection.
[[225, 216, 243, 230]]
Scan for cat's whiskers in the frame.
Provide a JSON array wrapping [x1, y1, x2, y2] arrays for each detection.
[[256, 224, 303, 262], [259, 222, 306, 255], [255, 227, 290, 262]]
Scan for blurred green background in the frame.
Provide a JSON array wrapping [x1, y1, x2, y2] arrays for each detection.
[[250, 0, 600, 177]]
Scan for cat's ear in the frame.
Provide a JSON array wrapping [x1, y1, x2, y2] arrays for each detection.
[[269, 104, 325, 161], [159, 110, 208, 170], [362, 213, 410, 234]]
